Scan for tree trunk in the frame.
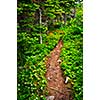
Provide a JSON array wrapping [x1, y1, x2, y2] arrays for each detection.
[[64, 13, 67, 25], [73, 7, 76, 18], [39, 8, 42, 44]]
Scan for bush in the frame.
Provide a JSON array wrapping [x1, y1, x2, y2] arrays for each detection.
[[60, 5, 83, 100], [17, 31, 62, 99]]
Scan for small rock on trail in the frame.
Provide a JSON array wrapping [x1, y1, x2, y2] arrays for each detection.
[[45, 40, 73, 100]]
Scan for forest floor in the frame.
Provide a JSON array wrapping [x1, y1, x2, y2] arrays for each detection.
[[45, 40, 73, 100]]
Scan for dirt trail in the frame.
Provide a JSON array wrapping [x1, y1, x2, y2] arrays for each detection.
[[45, 40, 73, 100]]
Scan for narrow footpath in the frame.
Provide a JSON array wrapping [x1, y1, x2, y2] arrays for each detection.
[[45, 40, 73, 100]]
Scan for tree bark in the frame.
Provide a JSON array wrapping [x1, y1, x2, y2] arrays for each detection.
[[39, 8, 42, 44], [63, 13, 67, 25]]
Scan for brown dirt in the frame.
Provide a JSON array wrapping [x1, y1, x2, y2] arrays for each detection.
[[45, 40, 73, 100]]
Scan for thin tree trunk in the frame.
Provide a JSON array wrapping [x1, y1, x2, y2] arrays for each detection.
[[73, 7, 76, 18], [64, 13, 67, 25], [61, 14, 63, 27], [39, 8, 42, 44]]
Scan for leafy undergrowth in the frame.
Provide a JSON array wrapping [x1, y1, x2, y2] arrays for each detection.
[[17, 3, 83, 100], [17, 32, 62, 100], [60, 11, 83, 100]]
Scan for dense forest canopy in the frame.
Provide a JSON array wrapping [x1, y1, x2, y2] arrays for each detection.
[[17, 0, 83, 100]]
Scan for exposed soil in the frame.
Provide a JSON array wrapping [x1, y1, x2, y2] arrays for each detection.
[[45, 40, 73, 100]]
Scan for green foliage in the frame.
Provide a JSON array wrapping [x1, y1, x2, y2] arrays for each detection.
[[18, 60, 47, 100], [17, 31, 62, 100], [60, 4, 83, 100], [17, 0, 83, 100]]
